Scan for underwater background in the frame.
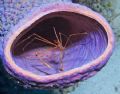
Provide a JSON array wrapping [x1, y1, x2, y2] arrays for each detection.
[[0, 0, 120, 94]]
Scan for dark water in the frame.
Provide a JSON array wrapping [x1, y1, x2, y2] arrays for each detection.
[[0, 59, 53, 94]]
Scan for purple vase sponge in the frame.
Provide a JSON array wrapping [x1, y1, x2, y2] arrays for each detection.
[[1, 2, 114, 89]]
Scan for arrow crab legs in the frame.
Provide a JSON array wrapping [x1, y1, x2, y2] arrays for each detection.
[[15, 26, 88, 72]]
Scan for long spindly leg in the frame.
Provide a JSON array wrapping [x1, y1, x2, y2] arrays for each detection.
[[64, 32, 88, 48], [34, 33, 57, 46], [22, 37, 55, 69], [58, 32, 73, 71], [59, 32, 73, 46], [40, 59, 52, 69], [58, 32, 66, 71], [59, 32, 62, 45], [53, 27, 65, 71], [16, 33, 57, 49], [58, 32, 70, 46], [22, 37, 56, 51], [53, 26, 61, 45], [22, 38, 35, 51], [59, 50, 64, 71], [31, 65, 51, 75], [59, 32, 88, 71]]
